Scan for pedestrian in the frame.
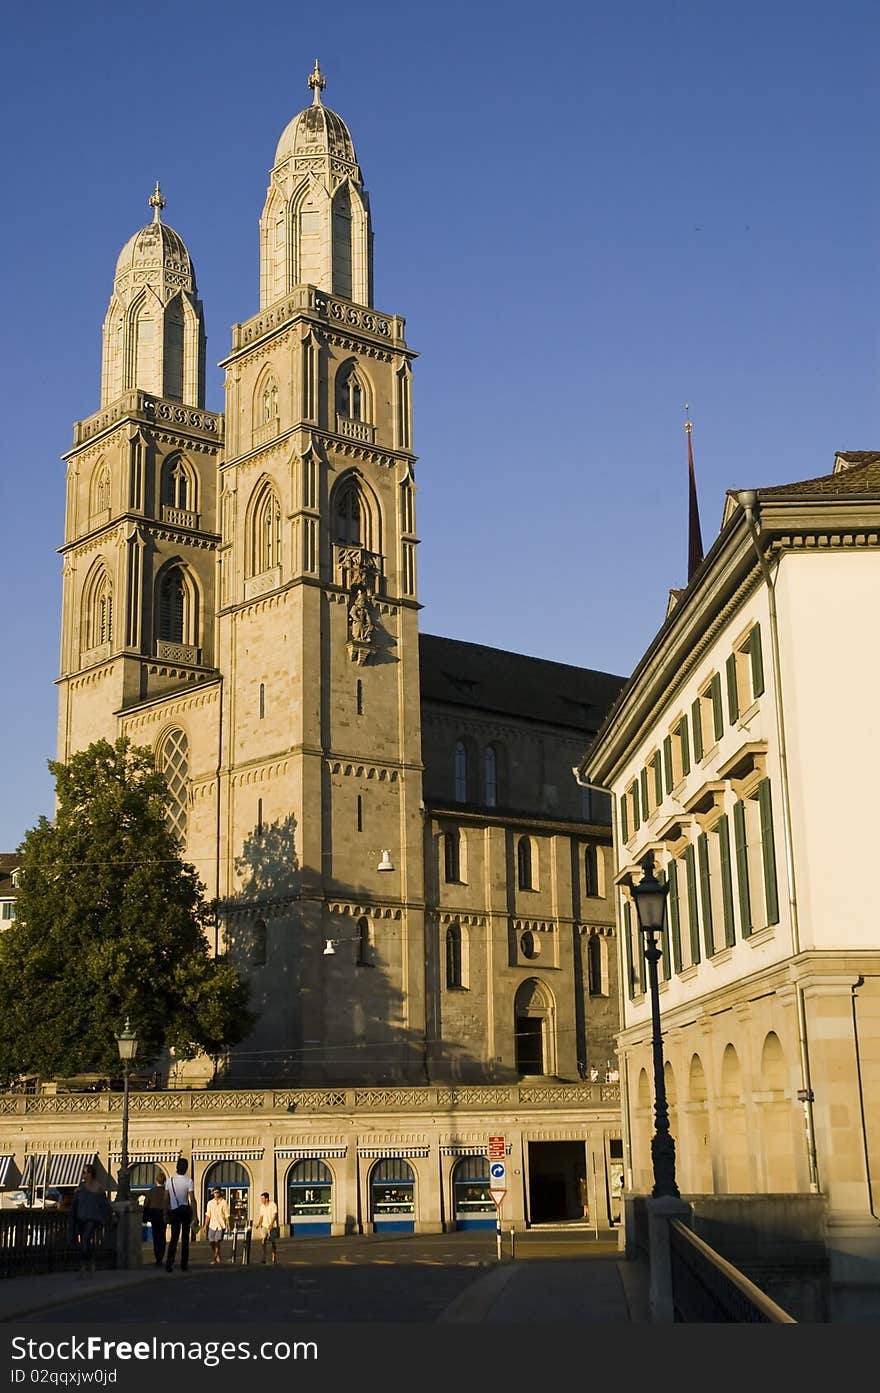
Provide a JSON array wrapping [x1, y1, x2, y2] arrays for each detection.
[[164, 1157, 198, 1273], [254, 1191, 279, 1264], [203, 1187, 230, 1265], [143, 1168, 170, 1267], [69, 1165, 112, 1275]]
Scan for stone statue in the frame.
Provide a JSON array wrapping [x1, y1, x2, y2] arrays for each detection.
[[349, 588, 373, 645]]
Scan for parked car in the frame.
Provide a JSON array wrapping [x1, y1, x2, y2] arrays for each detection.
[[0, 1189, 28, 1209]]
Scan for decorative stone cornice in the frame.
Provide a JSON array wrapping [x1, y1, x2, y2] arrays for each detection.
[[70, 391, 223, 452]]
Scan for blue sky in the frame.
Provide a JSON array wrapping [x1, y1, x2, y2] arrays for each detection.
[[1, 0, 877, 849]]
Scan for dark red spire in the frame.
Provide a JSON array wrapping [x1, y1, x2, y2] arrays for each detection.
[[685, 411, 704, 581]]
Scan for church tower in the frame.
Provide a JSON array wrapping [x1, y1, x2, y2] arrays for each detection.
[[57, 187, 221, 766], [217, 64, 424, 1083]]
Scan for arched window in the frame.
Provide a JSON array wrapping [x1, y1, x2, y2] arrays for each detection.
[[454, 742, 468, 803], [484, 746, 498, 807], [584, 845, 600, 898], [252, 917, 267, 967], [158, 567, 188, 643], [517, 837, 534, 891], [251, 483, 282, 576], [588, 934, 605, 996], [334, 479, 363, 546], [356, 916, 373, 967], [514, 979, 554, 1077], [446, 923, 462, 989], [92, 462, 111, 515], [161, 457, 196, 513], [202, 1161, 250, 1227], [156, 727, 189, 842], [337, 366, 366, 421], [83, 565, 113, 652], [443, 830, 461, 883]]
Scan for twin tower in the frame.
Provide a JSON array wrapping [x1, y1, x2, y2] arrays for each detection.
[[58, 65, 424, 1082]]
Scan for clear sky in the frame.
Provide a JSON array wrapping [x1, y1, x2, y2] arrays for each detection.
[[1, 0, 877, 850]]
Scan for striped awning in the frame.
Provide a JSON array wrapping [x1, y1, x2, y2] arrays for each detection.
[[191, 1149, 264, 1162], [22, 1152, 96, 1188], [440, 1145, 494, 1157], [107, 1150, 181, 1164], [358, 1147, 429, 1159], [274, 1146, 347, 1159], [0, 1155, 16, 1186]]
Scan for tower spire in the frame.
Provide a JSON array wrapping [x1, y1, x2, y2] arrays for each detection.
[[685, 405, 704, 582], [149, 181, 166, 223], [308, 58, 326, 105]]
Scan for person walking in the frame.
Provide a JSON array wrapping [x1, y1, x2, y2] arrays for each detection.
[[203, 1187, 230, 1265], [164, 1157, 198, 1273], [143, 1169, 170, 1267], [254, 1192, 280, 1264], [69, 1165, 112, 1275]]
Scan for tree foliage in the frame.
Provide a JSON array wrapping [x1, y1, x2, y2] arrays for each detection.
[[0, 738, 254, 1080]]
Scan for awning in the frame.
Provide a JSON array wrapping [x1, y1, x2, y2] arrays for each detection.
[[191, 1149, 264, 1161], [22, 1152, 96, 1188], [358, 1147, 429, 1159], [275, 1146, 347, 1159], [0, 1155, 16, 1186], [440, 1145, 492, 1157], [107, 1150, 181, 1165]]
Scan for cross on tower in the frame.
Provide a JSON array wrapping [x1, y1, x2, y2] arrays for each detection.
[[308, 58, 326, 105]]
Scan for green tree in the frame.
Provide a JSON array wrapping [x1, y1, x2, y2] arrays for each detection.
[[0, 738, 253, 1080]]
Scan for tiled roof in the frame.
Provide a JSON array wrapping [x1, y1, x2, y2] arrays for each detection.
[[419, 634, 626, 733], [755, 452, 880, 498]]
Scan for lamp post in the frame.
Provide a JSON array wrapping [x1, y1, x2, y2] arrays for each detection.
[[115, 1019, 138, 1201], [630, 852, 679, 1199]]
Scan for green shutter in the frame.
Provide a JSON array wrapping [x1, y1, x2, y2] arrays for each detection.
[[750, 624, 765, 698], [697, 832, 714, 957], [733, 799, 752, 938], [632, 782, 640, 831], [667, 860, 682, 973], [657, 868, 671, 980], [726, 653, 739, 723], [623, 902, 635, 999], [718, 813, 736, 946], [685, 843, 701, 964], [680, 717, 691, 777], [640, 768, 650, 819], [621, 795, 629, 843], [711, 673, 724, 742], [663, 736, 673, 794], [758, 778, 780, 925], [691, 698, 703, 761], [654, 753, 663, 808]]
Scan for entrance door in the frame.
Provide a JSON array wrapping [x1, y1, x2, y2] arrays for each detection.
[[527, 1141, 588, 1223]]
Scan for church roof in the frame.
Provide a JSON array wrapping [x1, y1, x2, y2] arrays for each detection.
[[273, 62, 359, 170], [419, 634, 626, 734], [113, 183, 196, 293]]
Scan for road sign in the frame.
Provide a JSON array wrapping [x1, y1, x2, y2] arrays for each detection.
[[487, 1135, 505, 1160], [488, 1188, 507, 1209], [489, 1161, 506, 1182]]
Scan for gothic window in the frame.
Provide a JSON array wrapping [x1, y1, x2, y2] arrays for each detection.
[[588, 934, 605, 996], [157, 727, 189, 842], [356, 916, 373, 967], [334, 480, 363, 546], [517, 836, 534, 891], [82, 565, 113, 653], [484, 746, 498, 808], [161, 457, 195, 513], [445, 924, 463, 989], [158, 567, 186, 643], [92, 463, 111, 516], [454, 742, 468, 803], [337, 366, 367, 422], [250, 483, 282, 576]]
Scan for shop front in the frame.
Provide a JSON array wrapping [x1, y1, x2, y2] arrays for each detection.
[[286, 1159, 333, 1236], [369, 1159, 416, 1233], [202, 1160, 251, 1229], [451, 1156, 496, 1230]]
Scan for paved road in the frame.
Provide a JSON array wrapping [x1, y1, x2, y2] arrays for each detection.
[[24, 1230, 623, 1324]]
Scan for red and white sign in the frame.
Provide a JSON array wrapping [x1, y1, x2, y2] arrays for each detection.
[[488, 1188, 507, 1209], [487, 1135, 506, 1160]]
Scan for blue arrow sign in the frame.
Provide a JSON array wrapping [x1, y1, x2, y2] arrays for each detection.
[[489, 1161, 506, 1180]]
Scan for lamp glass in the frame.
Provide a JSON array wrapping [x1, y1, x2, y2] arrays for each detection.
[[116, 1019, 138, 1062], [631, 869, 668, 935]]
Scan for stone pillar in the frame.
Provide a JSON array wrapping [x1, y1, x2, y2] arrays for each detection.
[[647, 1195, 693, 1322], [113, 1200, 143, 1270]]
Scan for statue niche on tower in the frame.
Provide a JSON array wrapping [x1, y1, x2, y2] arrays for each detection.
[[347, 585, 375, 665]]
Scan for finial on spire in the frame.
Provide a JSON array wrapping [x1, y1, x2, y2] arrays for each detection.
[[684, 402, 692, 434], [309, 58, 326, 105], [684, 404, 704, 582], [149, 181, 166, 223]]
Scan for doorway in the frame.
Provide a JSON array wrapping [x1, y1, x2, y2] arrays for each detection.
[[527, 1141, 588, 1223]]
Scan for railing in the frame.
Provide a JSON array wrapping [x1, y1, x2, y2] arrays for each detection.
[[0, 1210, 115, 1279], [669, 1220, 796, 1323]]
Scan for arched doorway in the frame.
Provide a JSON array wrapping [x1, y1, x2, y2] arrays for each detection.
[[203, 1161, 251, 1229], [451, 1157, 495, 1230], [286, 1159, 333, 1236], [370, 1159, 416, 1233], [514, 978, 555, 1077]]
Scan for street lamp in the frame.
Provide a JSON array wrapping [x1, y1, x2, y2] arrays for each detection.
[[630, 852, 679, 1199], [115, 1019, 138, 1202]]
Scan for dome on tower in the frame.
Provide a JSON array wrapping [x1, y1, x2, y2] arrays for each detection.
[[273, 60, 360, 175], [112, 183, 197, 295]]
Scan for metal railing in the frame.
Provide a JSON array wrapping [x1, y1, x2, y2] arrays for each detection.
[[669, 1220, 796, 1323], [0, 1210, 115, 1279]]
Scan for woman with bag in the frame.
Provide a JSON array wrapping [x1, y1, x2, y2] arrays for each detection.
[[254, 1191, 280, 1264], [203, 1187, 230, 1265]]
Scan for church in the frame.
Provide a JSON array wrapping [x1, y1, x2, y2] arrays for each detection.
[[4, 64, 628, 1234]]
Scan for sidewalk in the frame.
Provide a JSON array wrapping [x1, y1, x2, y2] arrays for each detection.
[[0, 1267, 165, 1323], [439, 1252, 650, 1323]]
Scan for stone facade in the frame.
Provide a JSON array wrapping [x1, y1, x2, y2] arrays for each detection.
[[6, 65, 628, 1231]]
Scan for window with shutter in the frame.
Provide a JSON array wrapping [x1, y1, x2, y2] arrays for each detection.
[[697, 833, 714, 957], [621, 796, 629, 843], [726, 652, 739, 723], [653, 752, 663, 808], [718, 814, 736, 947], [640, 767, 650, 819], [711, 672, 724, 741], [691, 698, 704, 762], [679, 717, 691, 777], [733, 799, 752, 937], [631, 781, 641, 832], [663, 735, 673, 794], [667, 860, 682, 973], [758, 779, 779, 924], [685, 843, 700, 965], [657, 867, 671, 980], [623, 901, 636, 1000], [750, 624, 765, 698]]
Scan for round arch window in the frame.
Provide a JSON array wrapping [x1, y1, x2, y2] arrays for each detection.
[[203, 1160, 251, 1228], [520, 930, 540, 960]]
